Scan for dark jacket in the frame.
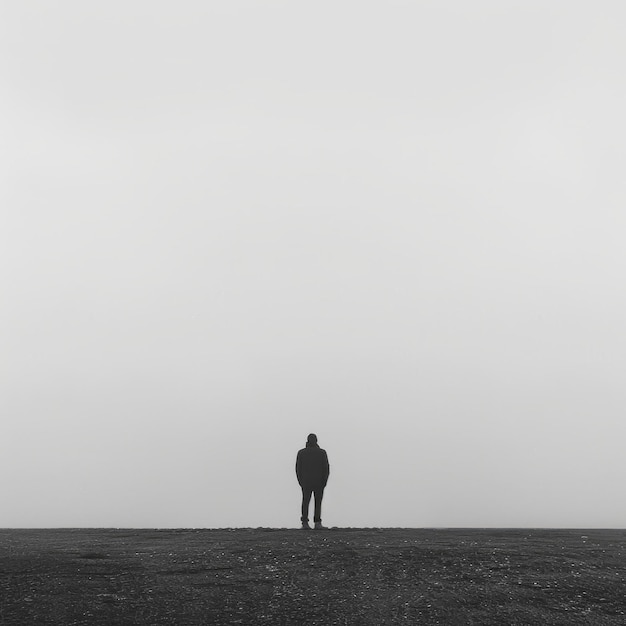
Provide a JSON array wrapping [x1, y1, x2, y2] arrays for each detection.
[[296, 442, 330, 488]]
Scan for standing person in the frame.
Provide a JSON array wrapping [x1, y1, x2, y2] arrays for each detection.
[[296, 433, 330, 530]]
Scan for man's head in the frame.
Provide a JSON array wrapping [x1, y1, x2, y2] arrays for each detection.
[[307, 433, 318, 445]]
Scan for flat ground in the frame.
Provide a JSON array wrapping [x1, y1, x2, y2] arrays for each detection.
[[0, 528, 624, 625]]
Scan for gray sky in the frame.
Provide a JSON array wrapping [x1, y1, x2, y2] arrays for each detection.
[[2, 1, 626, 528]]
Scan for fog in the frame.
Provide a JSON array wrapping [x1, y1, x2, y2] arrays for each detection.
[[2, 1, 626, 528]]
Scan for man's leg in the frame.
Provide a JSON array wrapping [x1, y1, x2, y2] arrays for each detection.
[[301, 487, 313, 523], [312, 487, 324, 523]]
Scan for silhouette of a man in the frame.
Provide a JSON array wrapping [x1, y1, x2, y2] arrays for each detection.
[[296, 433, 330, 529]]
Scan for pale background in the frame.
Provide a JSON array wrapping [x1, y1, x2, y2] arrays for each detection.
[[2, 1, 625, 528]]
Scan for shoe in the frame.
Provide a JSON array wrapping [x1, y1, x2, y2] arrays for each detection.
[[301, 522, 311, 530], [314, 522, 326, 530]]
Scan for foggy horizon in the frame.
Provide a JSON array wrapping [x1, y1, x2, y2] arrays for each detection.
[[2, 1, 626, 529]]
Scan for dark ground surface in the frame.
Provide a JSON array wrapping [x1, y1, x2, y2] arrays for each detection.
[[0, 528, 625, 625]]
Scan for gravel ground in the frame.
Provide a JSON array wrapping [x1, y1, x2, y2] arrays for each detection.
[[1, 528, 625, 625]]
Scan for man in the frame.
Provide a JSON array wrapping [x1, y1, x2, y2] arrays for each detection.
[[296, 433, 330, 530]]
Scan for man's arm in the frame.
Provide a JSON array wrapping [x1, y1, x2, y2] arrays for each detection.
[[323, 450, 330, 485], [295, 450, 302, 485]]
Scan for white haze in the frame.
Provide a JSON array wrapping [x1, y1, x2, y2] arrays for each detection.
[[2, 1, 626, 528]]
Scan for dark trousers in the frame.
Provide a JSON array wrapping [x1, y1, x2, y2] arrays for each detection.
[[301, 486, 324, 523]]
